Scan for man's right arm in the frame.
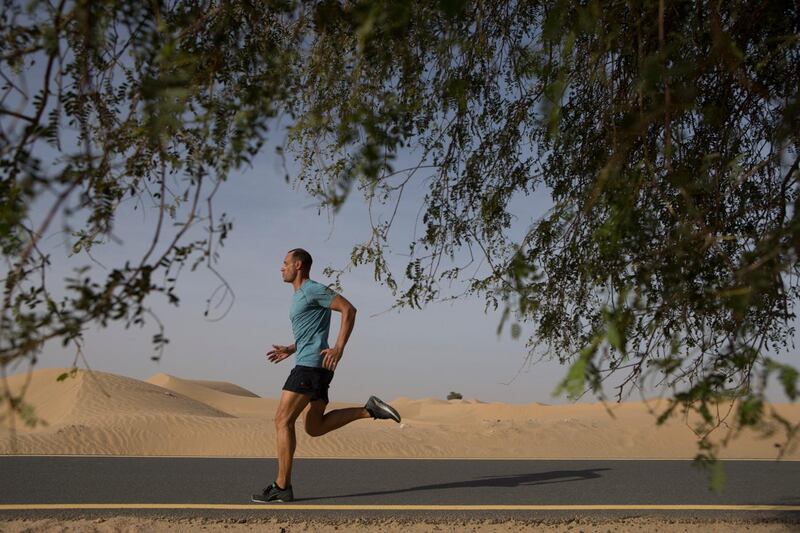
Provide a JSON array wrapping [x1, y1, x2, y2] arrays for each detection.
[[266, 343, 296, 363]]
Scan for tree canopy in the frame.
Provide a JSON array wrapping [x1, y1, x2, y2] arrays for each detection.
[[291, 0, 800, 471], [2, 0, 798, 481]]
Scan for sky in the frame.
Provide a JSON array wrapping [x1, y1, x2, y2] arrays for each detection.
[[12, 134, 796, 406], [13, 137, 586, 405], [3, 25, 795, 406], [0, 25, 585, 406]]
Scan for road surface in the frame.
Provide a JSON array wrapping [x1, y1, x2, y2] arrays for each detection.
[[0, 456, 798, 520]]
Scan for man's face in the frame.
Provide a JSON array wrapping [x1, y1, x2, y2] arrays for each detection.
[[281, 253, 300, 282]]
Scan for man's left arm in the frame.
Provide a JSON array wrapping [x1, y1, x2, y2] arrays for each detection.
[[321, 294, 357, 371]]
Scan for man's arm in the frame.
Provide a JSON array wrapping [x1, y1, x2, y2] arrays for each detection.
[[330, 294, 357, 350], [320, 294, 356, 370], [266, 343, 296, 363]]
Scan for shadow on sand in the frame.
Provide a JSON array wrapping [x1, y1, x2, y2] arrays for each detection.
[[299, 468, 611, 502]]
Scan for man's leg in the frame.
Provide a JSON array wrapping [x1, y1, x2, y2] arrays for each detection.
[[274, 390, 311, 488], [304, 400, 370, 437]]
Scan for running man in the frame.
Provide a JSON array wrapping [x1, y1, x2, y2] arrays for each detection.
[[252, 248, 401, 503]]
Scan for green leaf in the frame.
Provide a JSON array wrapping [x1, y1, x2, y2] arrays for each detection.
[[699, 402, 712, 423], [56, 368, 78, 382], [656, 402, 678, 425], [438, 0, 467, 17], [496, 307, 510, 336], [607, 321, 623, 354], [765, 360, 798, 401], [554, 337, 600, 400], [737, 397, 763, 427], [709, 460, 726, 493], [555, 356, 587, 400], [778, 365, 798, 401]]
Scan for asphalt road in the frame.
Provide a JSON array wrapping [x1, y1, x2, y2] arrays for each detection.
[[0, 456, 798, 520]]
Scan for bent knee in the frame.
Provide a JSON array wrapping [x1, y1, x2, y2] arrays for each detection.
[[304, 413, 327, 437], [305, 426, 324, 437], [304, 420, 325, 437]]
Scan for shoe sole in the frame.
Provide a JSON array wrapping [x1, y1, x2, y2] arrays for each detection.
[[371, 398, 401, 422], [251, 497, 292, 503]]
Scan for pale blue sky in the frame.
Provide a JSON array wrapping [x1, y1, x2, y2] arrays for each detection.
[[2, 47, 582, 404], [16, 135, 796, 406], [4, 45, 795, 406], [19, 139, 582, 405]]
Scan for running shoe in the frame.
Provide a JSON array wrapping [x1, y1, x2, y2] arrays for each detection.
[[365, 395, 401, 423], [251, 481, 294, 503]]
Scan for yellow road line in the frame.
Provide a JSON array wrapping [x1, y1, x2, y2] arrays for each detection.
[[2, 455, 797, 461], [1, 504, 799, 511]]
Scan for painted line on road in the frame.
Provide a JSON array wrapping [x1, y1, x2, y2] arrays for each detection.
[[1, 504, 799, 511], [2, 455, 797, 461]]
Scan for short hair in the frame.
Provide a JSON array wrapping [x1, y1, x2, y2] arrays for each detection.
[[288, 248, 313, 273]]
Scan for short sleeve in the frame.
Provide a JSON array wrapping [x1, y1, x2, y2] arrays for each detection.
[[309, 281, 338, 308]]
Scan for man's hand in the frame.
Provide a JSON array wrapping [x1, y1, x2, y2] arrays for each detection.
[[266, 344, 294, 364], [320, 345, 343, 371]]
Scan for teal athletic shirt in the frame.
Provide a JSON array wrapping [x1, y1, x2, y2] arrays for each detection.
[[290, 279, 339, 368]]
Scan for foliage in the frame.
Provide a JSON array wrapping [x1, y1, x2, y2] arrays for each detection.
[[1, 0, 798, 483], [291, 0, 800, 474], [0, 0, 303, 422]]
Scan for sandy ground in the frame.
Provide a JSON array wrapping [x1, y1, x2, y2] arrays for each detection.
[[1, 517, 798, 532], [0, 367, 798, 459], [2, 367, 798, 531]]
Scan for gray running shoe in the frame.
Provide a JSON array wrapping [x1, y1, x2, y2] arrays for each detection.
[[251, 482, 294, 503], [365, 395, 401, 423]]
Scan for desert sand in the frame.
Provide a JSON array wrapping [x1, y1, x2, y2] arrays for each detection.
[[2, 367, 798, 532], [1, 367, 797, 459]]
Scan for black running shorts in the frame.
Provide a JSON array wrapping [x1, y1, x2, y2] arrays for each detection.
[[282, 365, 334, 403]]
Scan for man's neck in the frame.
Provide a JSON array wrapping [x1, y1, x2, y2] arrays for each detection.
[[292, 275, 309, 292]]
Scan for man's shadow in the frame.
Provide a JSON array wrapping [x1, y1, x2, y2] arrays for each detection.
[[298, 468, 611, 502]]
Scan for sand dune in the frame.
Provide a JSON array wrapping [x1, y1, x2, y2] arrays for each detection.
[[1, 367, 798, 459], [177, 378, 260, 398], [2, 368, 231, 426], [144, 373, 274, 418]]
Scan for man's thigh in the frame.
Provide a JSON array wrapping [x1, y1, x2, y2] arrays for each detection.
[[275, 389, 312, 424], [304, 399, 327, 425]]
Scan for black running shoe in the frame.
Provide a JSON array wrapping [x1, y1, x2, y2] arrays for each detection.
[[365, 395, 401, 423], [251, 482, 294, 503]]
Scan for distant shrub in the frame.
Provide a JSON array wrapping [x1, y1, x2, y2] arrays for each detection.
[[447, 391, 463, 400]]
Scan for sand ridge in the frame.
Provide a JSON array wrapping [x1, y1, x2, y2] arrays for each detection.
[[1, 367, 798, 459], [167, 377, 260, 398], [144, 373, 276, 418]]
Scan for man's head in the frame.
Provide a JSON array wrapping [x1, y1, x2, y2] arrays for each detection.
[[281, 248, 312, 282]]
